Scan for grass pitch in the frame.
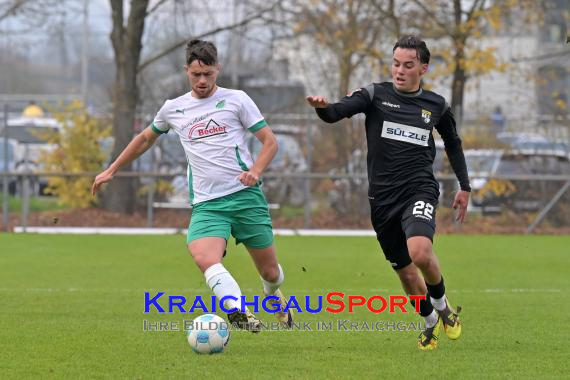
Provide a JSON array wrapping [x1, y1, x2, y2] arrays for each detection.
[[0, 234, 569, 379]]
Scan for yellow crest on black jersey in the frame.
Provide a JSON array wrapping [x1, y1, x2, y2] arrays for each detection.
[[421, 109, 431, 124]]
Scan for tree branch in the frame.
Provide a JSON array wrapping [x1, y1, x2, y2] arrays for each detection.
[[0, 0, 28, 23], [147, 0, 169, 15], [410, 0, 450, 32], [511, 48, 570, 62], [465, 0, 486, 22], [370, 0, 401, 36], [138, 5, 275, 72]]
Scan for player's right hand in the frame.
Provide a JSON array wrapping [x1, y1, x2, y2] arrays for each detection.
[[92, 169, 115, 196], [452, 190, 470, 223], [306, 96, 329, 108]]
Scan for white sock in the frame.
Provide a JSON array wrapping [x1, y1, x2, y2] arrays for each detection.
[[424, 310, 439, 328], [430, 296, 447, 311], [261, 264, 284, 296], [204, 263, 242, 311]]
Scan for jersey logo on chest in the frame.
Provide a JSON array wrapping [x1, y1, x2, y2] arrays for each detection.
[[381, 121, 429, 146], [215, 99, 226, 109], [188, 119, 229, 141], [421, 109, 431, 124]]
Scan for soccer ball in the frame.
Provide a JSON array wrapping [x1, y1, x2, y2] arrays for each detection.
[[186, 314, 230, 354]]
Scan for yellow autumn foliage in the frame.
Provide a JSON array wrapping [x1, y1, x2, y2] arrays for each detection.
[[477, 178, 517, 198], [40, 101, 111, 208]]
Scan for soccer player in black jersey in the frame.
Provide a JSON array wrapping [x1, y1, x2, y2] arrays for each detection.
[[307, 35, 471, 350]]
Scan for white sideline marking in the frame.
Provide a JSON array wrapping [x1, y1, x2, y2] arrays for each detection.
[[13, 227, 185, 235], [13, 227, 377, 236]]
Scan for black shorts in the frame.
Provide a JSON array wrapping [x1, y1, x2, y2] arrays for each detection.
[[370, 195, 437, 270]]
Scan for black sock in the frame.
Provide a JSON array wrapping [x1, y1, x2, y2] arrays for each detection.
[[411, 294, 434, 317], [426, 276, 445, 300]]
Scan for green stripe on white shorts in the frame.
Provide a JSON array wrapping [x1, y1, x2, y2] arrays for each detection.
[[187, 186, 274, 249]]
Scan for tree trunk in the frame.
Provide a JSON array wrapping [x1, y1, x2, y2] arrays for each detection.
[[333, 55, 354, 167], [103, 0, 149, 213], [451, 41, 466, 124]]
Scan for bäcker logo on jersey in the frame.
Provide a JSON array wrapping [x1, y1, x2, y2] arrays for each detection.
[[188, 119, 228, 141]]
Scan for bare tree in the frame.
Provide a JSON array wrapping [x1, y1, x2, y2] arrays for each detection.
[[0, 0, 66, 33], [280, 0, 392, 168], [370, 0, 401, 37], [0, 0, 30, 24], [285, 0, 387, 98], [104, 0, 150, 213], [407, 0, 541, 120]]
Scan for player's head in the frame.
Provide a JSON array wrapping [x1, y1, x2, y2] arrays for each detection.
[[391, 35, 430, 92], [185, 39, 220, 98]]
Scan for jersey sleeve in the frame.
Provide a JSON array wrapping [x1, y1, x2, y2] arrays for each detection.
[[150, 100, 172, 135], [315, 86, 373, 123], [238, 91, 267, 133], [434, 105, 471, 192]]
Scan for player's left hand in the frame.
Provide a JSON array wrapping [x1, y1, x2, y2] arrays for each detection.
[[92, 168, 115, 196], [238, 170, 260, 187], [452, 190, 470, 223]]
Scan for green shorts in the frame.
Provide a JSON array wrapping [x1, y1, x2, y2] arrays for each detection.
[[187, 186, 274, 249]]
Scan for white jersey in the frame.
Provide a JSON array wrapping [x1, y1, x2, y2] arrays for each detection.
[[151, 87, 267, 205]]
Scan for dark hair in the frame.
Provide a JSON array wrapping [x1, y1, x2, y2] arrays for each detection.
[[393, 35, 430, 64], [185, 39, 218, 66]]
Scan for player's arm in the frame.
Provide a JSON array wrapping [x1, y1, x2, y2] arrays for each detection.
[[434, 107, 471, 222], [238, 126, 277, 187], [306, 87, 372, 123], [92, 127, 161, 195]]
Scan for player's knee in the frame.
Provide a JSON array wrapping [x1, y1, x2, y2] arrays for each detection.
[[259, 265, 280, 283], [408, 239, 433, 269], [409, 245, 433, 270], [187, 245, 211, 268]]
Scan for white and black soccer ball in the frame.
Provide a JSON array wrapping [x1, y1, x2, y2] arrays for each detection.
[[186, 314, 230, 354]]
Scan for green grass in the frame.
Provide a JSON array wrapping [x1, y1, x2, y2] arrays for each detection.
[[0, 234, 569, 379], [0, 195, 69, 212], [271, 205, 305, 218]]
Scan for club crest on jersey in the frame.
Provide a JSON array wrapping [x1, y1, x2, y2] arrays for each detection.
[[188, 119, 228, 141], [215, 99, 226, 109], [421, 109, 431, 124]]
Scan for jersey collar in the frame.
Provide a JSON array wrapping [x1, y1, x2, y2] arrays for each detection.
[[392, 83, 423, 97]]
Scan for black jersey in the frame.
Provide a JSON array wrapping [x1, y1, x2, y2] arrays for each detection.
[[315, 82, 470, 210]]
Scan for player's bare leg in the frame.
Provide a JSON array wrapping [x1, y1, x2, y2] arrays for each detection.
[[408, 236, 462, 341], [247, 244, 293, 328], [396, 262, 441, 350], [188, 237, 260, 332]]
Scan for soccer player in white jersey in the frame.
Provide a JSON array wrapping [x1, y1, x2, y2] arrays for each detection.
[[92, 39, 293, 331]]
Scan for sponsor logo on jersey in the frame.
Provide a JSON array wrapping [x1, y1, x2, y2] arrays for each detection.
[[175, 108, 185, 115], [188, 119, 228, 141], [421, 109, 431, 123], [215, 99, 226, 109], [190, 111, 216, 125], [381, 121, 429, 146], [382, 101, 401, 109]]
